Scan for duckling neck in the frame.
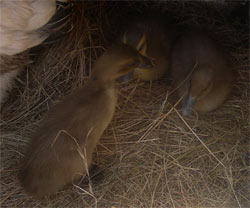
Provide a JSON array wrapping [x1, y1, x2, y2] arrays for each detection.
[[88, 76, 115, 90]]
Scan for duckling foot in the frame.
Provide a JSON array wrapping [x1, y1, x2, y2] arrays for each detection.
[[78, 164, 105, 187], [181, 95, 196, 116]]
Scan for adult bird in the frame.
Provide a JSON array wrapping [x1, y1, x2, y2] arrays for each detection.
[[0, 0, 72, 106]]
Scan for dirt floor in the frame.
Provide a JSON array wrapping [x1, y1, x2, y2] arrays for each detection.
[[0, 1, 249, 207]]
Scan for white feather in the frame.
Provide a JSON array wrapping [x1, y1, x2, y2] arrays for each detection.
[[0, 0, 68, 104], [0, 0, 57, 55]]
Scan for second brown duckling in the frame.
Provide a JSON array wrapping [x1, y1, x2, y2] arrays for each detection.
[[170, 31, 233, 115], [19, 44, 153, 198], [121, 17, 173, 81]]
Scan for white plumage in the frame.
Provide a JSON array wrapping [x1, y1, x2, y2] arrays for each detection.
[[0, 0, 58, 55], [0, 0, 70, 106]]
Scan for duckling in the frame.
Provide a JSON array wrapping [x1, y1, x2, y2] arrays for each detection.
[[0, 0, 71, 105], [19, 44, 153, 198], [170, 31, 233, 115], [121, 18, 173, 81]]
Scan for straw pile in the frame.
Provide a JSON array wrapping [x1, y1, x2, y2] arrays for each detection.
[[0, 1, 249, 207]]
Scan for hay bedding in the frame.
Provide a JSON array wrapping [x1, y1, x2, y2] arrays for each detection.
[[0, 1, 249, 207]]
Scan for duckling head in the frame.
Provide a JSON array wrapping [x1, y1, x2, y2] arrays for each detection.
[[92, 44, 153, 83], [122, 30, 147, 56], [181, 66, 214, 115], [121, 30, 157, 81]]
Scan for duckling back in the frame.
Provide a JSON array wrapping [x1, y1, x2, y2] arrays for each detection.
[[121, 18, 173, 81], [170, 31, 233, 114]]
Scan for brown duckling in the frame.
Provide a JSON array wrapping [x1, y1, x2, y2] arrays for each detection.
[[19, 44, 153, 198], [170, 31, 233, 115], [121, 18, 173, 81]]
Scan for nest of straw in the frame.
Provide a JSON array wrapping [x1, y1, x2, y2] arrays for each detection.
[[0, 1, 249, 207]]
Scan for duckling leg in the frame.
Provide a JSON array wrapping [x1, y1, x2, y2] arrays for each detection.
[[78, 164, 105, 187], [181, 95, 196, 116]]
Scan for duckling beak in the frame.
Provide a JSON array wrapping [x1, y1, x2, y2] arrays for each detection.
[[139, 55, 154, 69], [181, 95, 196, 116], [119, 71, 134, 82], [119, 55, 153, 82]]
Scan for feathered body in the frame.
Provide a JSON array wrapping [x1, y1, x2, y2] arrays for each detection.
[[170, 31, 233, 115]]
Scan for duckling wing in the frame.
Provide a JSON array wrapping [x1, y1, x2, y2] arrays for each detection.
[[170, 42, 195, 85]]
